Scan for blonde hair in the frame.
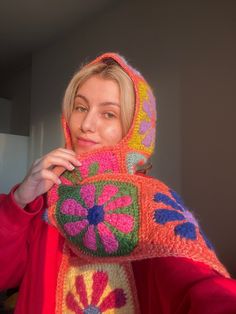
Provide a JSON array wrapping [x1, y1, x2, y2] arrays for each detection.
[[63, 58, 135, 135]]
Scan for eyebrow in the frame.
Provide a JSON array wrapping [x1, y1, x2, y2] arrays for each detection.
[[75, 94, 120, 107]]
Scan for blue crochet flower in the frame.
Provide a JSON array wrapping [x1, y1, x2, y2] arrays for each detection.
[[153, 189, 213, 249]]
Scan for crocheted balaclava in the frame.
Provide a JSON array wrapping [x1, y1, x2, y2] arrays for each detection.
[[47, 53, 228, 314]]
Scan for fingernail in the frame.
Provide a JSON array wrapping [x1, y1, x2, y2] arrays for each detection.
[[69, 164, 75, 170], [57, 179, 61, 185], [75, 160, 82, 166]]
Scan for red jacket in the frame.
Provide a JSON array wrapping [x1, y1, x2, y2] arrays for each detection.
[[1, 187, 236, 313]]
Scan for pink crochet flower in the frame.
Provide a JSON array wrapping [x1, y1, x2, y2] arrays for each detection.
[[58, 181, 138, 256]]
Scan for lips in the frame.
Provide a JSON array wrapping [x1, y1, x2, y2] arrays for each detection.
[[77, 137, 98, 146]]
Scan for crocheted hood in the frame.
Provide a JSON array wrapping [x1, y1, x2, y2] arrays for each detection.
[[62, 52, 157, 174]]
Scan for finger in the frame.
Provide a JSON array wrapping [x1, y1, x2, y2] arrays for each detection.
[[31, 155, 81, 174], [56, 148, 76, 156], [47, 150, 81, 166], [52, 148, 78, 159], [32, 148, 78, 169], [33, 169, 61, 185]]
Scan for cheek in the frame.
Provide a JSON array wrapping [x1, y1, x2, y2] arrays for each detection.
[[68, 114, 79, 133], [102, 123, 123, 145]]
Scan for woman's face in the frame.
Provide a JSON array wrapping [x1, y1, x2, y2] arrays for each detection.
[[69, 75, 123, 155]]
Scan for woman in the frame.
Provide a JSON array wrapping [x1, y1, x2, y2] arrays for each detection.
[[0, 52, 236, 313]]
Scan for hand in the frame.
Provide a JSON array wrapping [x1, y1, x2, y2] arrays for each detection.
[[14, 148, 81, 208]]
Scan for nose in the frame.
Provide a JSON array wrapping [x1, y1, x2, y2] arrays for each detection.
[[80, 110, 97, 133]]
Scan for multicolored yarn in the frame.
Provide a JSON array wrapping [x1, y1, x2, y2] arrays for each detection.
[[48, 172, 227, 274], [56, 246, 140, 314], [47, 52, 229, 313]]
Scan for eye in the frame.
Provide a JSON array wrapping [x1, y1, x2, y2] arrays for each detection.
[[104, 112, 116, 119], [74, 105, 87, 112]]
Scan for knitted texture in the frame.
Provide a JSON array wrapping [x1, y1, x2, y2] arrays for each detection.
[[47, 52, 229, 313]]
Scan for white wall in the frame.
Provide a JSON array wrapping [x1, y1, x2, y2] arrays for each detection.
[[0, 133, 29, 193]]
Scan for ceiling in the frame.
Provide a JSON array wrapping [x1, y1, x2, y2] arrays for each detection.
[[0, 0, 117, 73]]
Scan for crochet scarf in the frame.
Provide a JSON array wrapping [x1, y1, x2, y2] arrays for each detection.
[[47, 53, 228, 314]]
